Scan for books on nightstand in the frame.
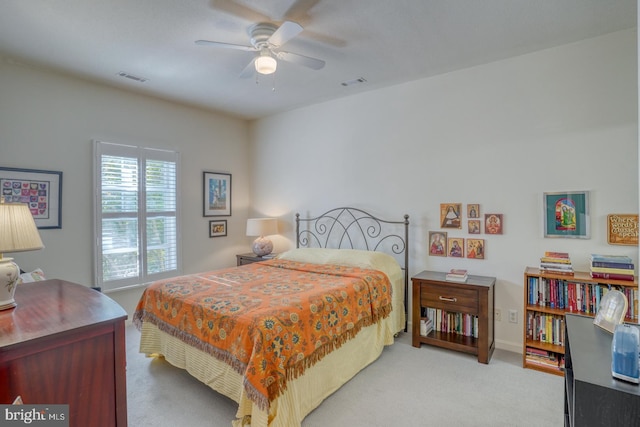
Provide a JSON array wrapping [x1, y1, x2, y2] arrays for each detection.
[[590, 254, 635, 281], [446, 269, 468, 282], [539, 252, 574, 275]]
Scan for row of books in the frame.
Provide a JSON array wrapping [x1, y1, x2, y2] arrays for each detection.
[[525, 312, 565, 346], [590, 254, 634, 281], [525, 346, 565, 369], [526, 276, 638, 320], [423, 307, 478, 338], [445, 269, 468, 282], [539, 251, 573, 275]]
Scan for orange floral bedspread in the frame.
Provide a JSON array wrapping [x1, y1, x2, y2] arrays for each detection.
[[133, 259, 392, 411]]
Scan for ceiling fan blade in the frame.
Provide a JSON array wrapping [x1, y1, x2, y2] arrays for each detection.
[[278, 51, 325, 70], [268, 21, 303, 48], [210, 0, 271, 23], [239, 57, 257, 78], [195, 40, 256, 52]]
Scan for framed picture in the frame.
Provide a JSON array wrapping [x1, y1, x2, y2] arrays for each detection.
[[0, 166, 62, 229], [607, 214, 638, 245], [485, 214, 503, 235], [543, 191, 589, 239], [468, 220, 481, 234], [467, 204, 480, 218], [203, 172, 231, 217], [447, 237, 464, 258], [209, 220, 227, 237], [466, 238, 485, 259], [440, 203, 462, 229], [428, 231, 447, 256]]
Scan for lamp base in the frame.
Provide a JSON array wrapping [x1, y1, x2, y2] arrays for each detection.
[[252, 237, 273, 257], [0, 258, 19, 310]]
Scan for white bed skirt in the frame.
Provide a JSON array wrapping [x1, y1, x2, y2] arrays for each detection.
[[139, 310, 402, 427]]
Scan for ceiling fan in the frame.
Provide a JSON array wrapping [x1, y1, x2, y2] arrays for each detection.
[[195, 21, 325, 77]]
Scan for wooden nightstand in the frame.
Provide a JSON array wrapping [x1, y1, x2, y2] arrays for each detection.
[[236, 252, 277, 266], [412, 270, 495, 364]]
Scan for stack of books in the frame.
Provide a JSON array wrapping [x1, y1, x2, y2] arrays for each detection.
[[445, 269, 468, 282], [590, 254, 635, 281], [539, 252, 573, 275]]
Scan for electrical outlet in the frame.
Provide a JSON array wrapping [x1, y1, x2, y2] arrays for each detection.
[[509, 309, 518, 323], [495, 309, 501, 321]]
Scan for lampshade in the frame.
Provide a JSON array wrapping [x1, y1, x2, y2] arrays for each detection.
[[0, 203, 44, 253], [255, 53, 277, 75], [0, 202, 44, 310], [246, 218, 278, 257], [246, 218, 278, 237]]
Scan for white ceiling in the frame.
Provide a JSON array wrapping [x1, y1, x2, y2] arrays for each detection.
[[0, 0, 636, 120]]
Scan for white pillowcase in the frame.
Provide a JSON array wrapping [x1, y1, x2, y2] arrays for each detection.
[[277, 248, 403, 285]]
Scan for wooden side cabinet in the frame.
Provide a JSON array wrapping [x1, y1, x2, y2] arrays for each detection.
[[0, 279, 128, 427], [564, 314, 640, 426], [236, 252, 276, 266], [412, 270, 495, 363]]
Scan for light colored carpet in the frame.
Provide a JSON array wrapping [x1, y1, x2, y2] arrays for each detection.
[[126, 324, 564, 426]]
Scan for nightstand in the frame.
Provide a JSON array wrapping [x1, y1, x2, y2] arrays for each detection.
[[236, 252, 277, 266]]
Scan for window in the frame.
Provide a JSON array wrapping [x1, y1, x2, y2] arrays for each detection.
[[94, 141, 181, 291]]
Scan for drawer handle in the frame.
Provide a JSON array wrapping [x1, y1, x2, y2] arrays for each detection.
[[439, 296, 457, 302]]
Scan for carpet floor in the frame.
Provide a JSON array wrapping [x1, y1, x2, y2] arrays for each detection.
[[125, 324, 564, 426]]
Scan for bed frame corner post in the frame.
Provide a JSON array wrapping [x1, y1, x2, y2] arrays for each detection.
[[295, 213, 300, 248], [404, 214, 409, 332]]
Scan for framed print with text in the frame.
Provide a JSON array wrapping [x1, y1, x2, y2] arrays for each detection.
[[543, 191, 589, 239], [0, 166, 62, 229], [203, 172, 231, 217]]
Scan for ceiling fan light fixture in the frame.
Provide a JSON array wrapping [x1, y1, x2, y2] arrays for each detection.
[[255, 52, 277, 75]]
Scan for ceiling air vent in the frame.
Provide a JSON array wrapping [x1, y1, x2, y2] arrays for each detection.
[[341, 77, 367, 87], [117, 71, 148, 83]]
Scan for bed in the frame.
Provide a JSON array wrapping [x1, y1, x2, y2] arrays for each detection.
[[133, 207, 409, 427]]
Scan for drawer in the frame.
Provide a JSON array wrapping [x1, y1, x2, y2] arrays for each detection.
[[420, 282, 478, 314]]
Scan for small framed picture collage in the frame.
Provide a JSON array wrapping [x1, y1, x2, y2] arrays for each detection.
[[429, 203, 503, 260]]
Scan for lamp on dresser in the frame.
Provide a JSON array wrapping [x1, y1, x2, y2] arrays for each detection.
[[0, 202, 44, 310], [246, 218, 278, 256]]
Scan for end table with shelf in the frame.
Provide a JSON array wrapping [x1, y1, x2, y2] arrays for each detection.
[[411, 270, 495, 364], [236, 252, 277, 266]]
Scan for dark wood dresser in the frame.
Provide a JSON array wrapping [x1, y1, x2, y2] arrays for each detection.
[[0, 279, 128, 427]]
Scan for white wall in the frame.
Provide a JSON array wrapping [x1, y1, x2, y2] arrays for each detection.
[[249, 29, 639, 352], [0, 60, 252, 315]]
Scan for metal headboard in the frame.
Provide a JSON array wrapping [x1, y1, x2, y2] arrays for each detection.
[[296, 207, 409, 331]]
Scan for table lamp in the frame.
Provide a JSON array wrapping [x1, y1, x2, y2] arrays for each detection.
[[246, 218, 278, 256], [0, 202, 44, 310]]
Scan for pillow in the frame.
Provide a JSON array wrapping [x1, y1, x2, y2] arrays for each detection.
[[277, 248, 403, 285], [17, 268, 46, 284]]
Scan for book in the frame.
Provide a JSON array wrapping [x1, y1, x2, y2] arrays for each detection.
[[544, 251, 570, 258], [539, 262, 573, 270], [446, 269, 468, 282], [590, 254, 633, 263], [591, 261, 634, 269], [590, 271, 635, 281], [540, 256, 572, 264], [590, 266, 635, 275]]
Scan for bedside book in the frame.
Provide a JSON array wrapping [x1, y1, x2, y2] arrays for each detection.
[[446, 269, 468, 282]]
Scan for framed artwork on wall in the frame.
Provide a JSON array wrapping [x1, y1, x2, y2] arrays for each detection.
[[467, 204, 480, 218], [428, 231, 447, 256], [485, 214, 503, 235], [203, 172, 231, 217], [448, 237, 464, 258], [468, 220, 481, 234], [466, 238, 485, 259], [209, 220, 227, 237], [543, 191, 589, 239], [440, 203, 462, 229], [0, 166, 62, 229]]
